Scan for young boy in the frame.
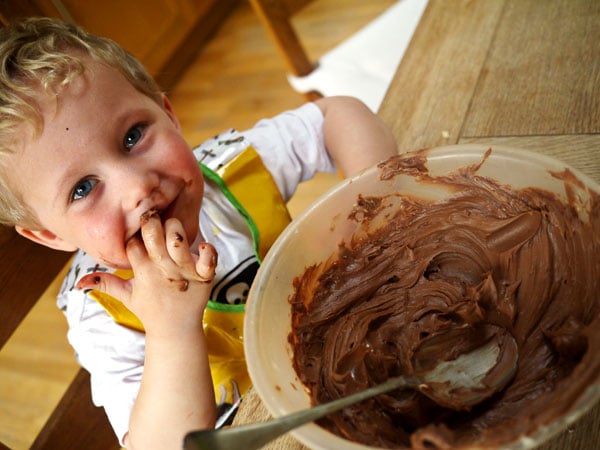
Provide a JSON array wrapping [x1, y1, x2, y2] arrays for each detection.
[[0, 17, 397, 449]]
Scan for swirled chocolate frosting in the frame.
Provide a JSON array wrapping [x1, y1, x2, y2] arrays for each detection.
[[289, 152, 600, 449]]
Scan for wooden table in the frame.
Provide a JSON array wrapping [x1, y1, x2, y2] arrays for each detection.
[[233, 0, 600, 448]]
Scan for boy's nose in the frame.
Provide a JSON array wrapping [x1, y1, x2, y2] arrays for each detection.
[[121, 165, 161, 210]]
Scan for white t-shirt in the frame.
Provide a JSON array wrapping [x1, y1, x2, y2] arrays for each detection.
[[57, 103, 335, 443]]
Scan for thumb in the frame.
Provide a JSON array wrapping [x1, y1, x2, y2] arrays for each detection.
[[77, 272, 134, 303]]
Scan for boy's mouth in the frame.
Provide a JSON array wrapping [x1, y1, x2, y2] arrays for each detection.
[[128, 199, 178, 243], [140, 207, 160, 224], [158, 198, 178, 223]]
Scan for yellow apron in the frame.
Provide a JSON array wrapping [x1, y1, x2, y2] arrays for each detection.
[[89, 146, 291, 405]]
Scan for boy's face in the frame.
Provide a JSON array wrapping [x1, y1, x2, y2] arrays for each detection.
[[11, 58, 204, 269]]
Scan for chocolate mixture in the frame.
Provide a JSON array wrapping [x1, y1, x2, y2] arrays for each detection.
[[289, 152, 600, 449]]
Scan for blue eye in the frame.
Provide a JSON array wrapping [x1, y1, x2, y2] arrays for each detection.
[[71, 178, 98, 202], [124, 125, 144, 150]]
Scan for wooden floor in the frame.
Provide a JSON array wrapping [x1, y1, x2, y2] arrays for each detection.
[[0, 1, 397, 448]]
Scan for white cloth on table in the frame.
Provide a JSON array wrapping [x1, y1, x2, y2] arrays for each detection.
[[288, 0, 429, 112]]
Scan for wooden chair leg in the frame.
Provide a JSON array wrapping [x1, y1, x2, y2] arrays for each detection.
[[304, 90, 323, 101], [30, 368, 120, 450]]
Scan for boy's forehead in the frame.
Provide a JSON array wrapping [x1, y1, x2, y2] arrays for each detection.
[[10, 60, 148, 181], [37, 60, 152, 131], [57, 60, 126, 104], [22, 59, 113, 127]]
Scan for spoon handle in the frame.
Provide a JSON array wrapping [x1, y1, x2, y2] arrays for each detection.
[[184, 376, 415, 450]]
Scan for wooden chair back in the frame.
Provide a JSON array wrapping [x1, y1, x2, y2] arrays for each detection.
[[248, 0, 323, 100], [0, 226, 120, 449]]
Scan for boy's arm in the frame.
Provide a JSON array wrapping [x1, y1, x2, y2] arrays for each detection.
[[127, 310, 215, 449], [315, 96, 398, 177], [78, 215, 217, 449]]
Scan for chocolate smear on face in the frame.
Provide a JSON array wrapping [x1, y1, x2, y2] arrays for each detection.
[[140, 208, 159, 224]]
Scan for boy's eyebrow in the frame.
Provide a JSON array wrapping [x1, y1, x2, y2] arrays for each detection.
[[51, 160, 80, 207]]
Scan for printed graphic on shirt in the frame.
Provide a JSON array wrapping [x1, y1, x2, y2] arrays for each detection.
[[211, 255, 259, 305], [194, 129, 246, 170]]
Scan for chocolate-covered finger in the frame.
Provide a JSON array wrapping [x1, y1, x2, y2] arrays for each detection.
[[139, 209, 168, 262], [195, 242, 218, 282], [125, 234, 148, 265], [164, 218, 195, 268]]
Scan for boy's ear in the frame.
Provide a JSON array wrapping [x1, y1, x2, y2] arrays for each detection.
[[161, 94, 182, 131], [15, 226, 78, 252]]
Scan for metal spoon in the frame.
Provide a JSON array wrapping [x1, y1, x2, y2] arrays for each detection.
[[184, 327, 518, 450]]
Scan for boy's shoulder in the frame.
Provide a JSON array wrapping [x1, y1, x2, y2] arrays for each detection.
[[192, 102, 325, 171], [193, 129, 249, 170]]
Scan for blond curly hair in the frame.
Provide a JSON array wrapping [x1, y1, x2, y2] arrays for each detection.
[[0, 17, 163, 227]]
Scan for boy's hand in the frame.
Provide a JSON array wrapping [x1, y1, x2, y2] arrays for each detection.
[[77, 211, 217, 337]]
